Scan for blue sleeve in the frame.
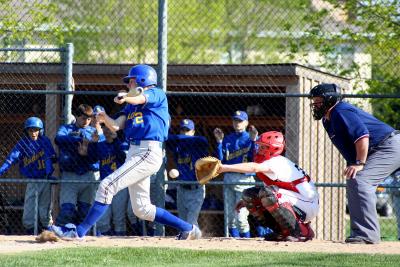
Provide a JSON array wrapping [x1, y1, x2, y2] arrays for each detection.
[[215, 142, 224, 161], [0, 144, 22, 176], [248, 140, 255, 162], [335, 110, 369, 143], [55, 125, 82, 146], [192, 136, 209, 160], [43, 137, 56, 176], [143, 89, 164, 107]]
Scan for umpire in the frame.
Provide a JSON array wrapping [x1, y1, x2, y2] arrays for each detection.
[[309, 83, 400, 244]]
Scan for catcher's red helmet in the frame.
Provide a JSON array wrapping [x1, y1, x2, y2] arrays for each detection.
[[254, 131, 285, 163]]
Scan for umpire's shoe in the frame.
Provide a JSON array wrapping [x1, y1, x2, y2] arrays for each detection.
[[177, 225, 202, 240]]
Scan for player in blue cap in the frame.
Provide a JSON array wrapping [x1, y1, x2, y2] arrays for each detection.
[[0, 117, 56, 234], [167, 119, 208, 227], [213, 110, 258, 238]]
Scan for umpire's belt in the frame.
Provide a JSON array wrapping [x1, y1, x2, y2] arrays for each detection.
[[130, 140, 163, 149], [181, 184, 201, 190]]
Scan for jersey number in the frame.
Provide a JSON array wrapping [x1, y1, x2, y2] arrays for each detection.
[[294, 164, 306, 176], [132, 112, 143, 124], [38, 160, 46, 170]]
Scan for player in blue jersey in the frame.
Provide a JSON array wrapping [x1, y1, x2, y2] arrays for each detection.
[[51, 64, 202, 240], [54, 104, 100, 226], [167, 119, 208, 227], [0, 117, 56, 234], [78, 116, 130, 236], [213, 111, 258, 238], [310, 83, 400, 244]]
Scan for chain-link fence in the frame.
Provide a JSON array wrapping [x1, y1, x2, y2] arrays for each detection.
[[1, 58, 400, 240], [1, 0, 400, 241]]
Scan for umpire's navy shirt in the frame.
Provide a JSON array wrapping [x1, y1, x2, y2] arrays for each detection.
[[323, 101, 394, 164]]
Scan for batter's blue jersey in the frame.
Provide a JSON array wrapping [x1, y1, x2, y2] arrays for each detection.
[[122, 87, 170, 142], [167, 135, 208, 181], [55, 123, 99, 175], [88, 138, 128, 179], [323, 101, 394, 164], [0, 136, 56, 178]]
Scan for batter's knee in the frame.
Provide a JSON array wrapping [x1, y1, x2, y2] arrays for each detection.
[[132, 203, 156, 221], [95, 179, 115, 204]]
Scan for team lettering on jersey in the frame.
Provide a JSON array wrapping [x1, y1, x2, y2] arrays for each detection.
[[23, 150, 45, 168], [226, 146, 250, 161], [127, 112, 144, 124], [101, 155, 117, 168], [178, 156, 193, 170]]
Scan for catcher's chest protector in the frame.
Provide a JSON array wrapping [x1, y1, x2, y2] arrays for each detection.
[[256, 172, 310, 193]]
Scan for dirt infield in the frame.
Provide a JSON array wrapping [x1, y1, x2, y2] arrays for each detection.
[[1, 235, 399, 255]]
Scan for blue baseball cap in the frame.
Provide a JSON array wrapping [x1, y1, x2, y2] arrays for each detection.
[[232, 110, 248, 121], [180, 119, 195, 130]]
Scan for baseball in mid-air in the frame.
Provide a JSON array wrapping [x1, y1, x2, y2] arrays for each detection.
[[168, 169, 179, 179]]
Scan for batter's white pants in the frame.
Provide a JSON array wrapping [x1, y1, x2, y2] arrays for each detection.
[[95, 141, 163, 222]]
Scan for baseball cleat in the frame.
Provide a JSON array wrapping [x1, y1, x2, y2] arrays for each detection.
[[50, 223, 83, 241], [177, 225, 202, 240]]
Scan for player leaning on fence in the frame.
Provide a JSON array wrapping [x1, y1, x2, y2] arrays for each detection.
[[167, 119, 208, 227], [213, 111, 258, 238], [309, 83, 400, 244], [0, 117, 56, 234], [54, 104, 100, 227]]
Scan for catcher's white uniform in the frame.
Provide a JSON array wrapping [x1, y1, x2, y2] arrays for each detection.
[[257, 155, 319, 222]]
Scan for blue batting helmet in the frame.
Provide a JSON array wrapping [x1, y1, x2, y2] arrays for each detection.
[[123, 64, 157, 87], [24, 117, 44, 135]]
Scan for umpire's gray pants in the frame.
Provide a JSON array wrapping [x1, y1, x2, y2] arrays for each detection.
[[347, 133, 400, 243]]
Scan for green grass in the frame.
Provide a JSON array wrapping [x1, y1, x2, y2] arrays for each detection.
[[1, 247, 400, 267], [346, 216, 399, 241]]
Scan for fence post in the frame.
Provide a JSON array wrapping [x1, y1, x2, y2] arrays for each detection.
[[63, 43, 74, 124], [153, 0, 168, 237]]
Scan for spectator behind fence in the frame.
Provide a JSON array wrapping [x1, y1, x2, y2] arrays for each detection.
[[213, 111, 258, 238], [81, 112, 131, 236], [0, 117, 56, 234], [167, 119, 208, 227], [54, 104, 100, 226], [309, 83, 400, 244]]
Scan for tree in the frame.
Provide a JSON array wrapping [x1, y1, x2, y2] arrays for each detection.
[[284, 0, 400, 124]]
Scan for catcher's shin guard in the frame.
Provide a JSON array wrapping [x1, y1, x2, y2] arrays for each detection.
[[258, 186, 300, 237]]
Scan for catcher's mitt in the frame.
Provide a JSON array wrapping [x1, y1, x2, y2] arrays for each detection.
[[195, 156, 221, 185], [36, 230, 59, 243]]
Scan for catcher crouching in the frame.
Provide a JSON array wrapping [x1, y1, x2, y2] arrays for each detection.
[[195, 131, 319, 241]]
